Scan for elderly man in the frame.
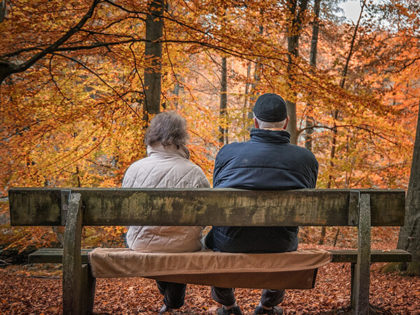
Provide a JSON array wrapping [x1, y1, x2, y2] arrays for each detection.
[[205, 93, 318, 315]]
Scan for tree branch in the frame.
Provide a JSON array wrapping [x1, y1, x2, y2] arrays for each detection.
[[298, 123, 399, 145], [0, 0, 101, 84], [52, 52, 140, 118]]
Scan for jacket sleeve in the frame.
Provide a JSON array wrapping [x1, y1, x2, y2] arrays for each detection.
[[121, 165, 135, 188], [192, 167, 210, 188], [213, 145, 230, 187], [308, 155, 319, 188]]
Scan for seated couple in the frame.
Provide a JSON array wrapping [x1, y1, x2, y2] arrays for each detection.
[[123, 93, 319, 315]]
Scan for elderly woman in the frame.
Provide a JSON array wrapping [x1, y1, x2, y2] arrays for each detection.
[[123, 111, 210, 313]]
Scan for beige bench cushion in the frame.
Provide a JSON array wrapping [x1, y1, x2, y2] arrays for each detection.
[[89, 248, 331, 290]]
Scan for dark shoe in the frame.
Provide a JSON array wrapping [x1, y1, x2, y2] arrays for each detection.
[[159, 305, 173, 314], [217, 305, 243, 315], [254, 305, 283, 315]]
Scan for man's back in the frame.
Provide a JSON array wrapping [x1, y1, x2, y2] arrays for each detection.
[[205, 128, 318, 253], [213, 129, 318, 190]]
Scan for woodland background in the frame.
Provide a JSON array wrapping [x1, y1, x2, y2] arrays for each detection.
[[0, 0, 419, 313]]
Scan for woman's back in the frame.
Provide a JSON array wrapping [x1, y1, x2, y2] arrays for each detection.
[[124, 143, 210, 252]]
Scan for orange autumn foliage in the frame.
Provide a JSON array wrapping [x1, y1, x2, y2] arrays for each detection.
[[0, 0, 419, 250]]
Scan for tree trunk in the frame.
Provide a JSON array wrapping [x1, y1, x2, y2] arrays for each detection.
[[242, 61, 252, 139], [327, 0, 366, 187], [172, 74, 183, 109], [320, 0, 366, 245], [285, 0, 309, 145], [248, 24, 264, 121], [305, 0, 321, 152], [397, 101, 420, 275], [0, 0, 6, 23], [144, 0, 164, 117], [173, 82, 180, 109], [219, 57, 228, 144]]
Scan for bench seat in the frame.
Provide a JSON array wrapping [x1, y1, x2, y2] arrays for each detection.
[[28, 247, 412, 265], [91, 248, 331, 289]]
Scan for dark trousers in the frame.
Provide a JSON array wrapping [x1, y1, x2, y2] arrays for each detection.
[[156, 280, 186, 309], [211, 286, 285, 307]]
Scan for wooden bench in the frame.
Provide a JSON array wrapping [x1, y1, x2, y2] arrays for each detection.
[[9, 188, 411, 315]]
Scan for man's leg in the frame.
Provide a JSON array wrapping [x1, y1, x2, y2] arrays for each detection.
[[211, 287, 242, 315], [254, 289, 285, 314], [156, 280, 186, 309], [211, 287, 236, 306], [260, 289, 285, 307]]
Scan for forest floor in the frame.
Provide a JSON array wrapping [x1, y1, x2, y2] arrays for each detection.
[[0, 248, 419, 314], [0, 260, 419, 314], [0, 227, 419, 314]]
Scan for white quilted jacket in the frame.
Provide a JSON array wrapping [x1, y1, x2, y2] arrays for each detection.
[[123, 144, 210, 252]]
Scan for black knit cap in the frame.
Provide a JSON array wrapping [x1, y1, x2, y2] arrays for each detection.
[[252, 93, 287, 122]]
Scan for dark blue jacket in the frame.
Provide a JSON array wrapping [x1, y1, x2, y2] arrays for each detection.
[[205, 128, 318, 253]]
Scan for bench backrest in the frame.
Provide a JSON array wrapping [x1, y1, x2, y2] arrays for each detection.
[[9, 188, 405, 227]]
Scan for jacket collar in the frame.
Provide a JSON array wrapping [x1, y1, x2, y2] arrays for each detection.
[[250, 128, 291, 144], [147, 144, 190, 159]]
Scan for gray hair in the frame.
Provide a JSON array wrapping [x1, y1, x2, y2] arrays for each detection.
[[254, 115, 287, 129], [145, 111, 189, 147]]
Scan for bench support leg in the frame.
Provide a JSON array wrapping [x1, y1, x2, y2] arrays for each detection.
[[81, 264, 96, 314], [350, 262, 355, 306], [351, 193, 371, 315], [63, 192, 84, 315]]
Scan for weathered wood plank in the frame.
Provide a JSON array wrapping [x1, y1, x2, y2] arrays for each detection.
[[9, 188, 406, 226], [9, 188, 63, 225], [330, 249, 411, 263], [63, 193, 83, 315], [352, 193, 371, 314], [80, 188, 359, 226], [29, 248, 91, 264], [360, 190, 406, 226], [28, 248, 411, 265]]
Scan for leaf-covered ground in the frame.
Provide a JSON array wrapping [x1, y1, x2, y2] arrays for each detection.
[[0, 259, 418, 314], [0, 228, 418, 314]]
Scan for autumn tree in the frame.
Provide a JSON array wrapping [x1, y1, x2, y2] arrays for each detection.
[[1, 0, 419, 252], [0, 0, 5, 23], [144, 0, 164, 117], [285, 0, 309, 144], [304, 0, 321, 152], [219, 56, 228, 144], [397, 102, 420, 275]]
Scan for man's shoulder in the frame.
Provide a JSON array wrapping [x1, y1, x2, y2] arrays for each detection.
[[285, 142, 315, 155], [217, 141, 248, 158], [221, 141, 247, 149], [287, 144, 319, 166], [219, 142, 248, 153]]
